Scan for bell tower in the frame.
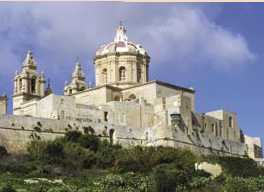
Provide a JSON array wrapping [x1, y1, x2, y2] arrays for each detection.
[[13, 50, 46, 115], [64, 59, 87, 96]]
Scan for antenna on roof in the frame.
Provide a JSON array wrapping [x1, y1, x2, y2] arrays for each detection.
[[119, 21, 123, 26]]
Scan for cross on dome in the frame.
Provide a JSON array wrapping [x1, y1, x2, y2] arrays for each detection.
[[114, 22, 128, 43]]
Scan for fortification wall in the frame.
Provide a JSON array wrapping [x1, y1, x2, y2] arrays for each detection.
[[0, 114, 248, 157], [0, 114, 148, 153]]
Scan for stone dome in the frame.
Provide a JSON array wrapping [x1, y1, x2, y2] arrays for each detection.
[[95, 24, 148, 57]]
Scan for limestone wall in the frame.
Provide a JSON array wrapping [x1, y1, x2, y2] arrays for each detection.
[[244, 135, 263, 158], [152, 124, 248, 157], [0, 114, 140, 153], [155, 83, 195, 112], [73, 86, 109, 106], [0, 114, 248, 157], [104, 100, 154, 128], [121, 82, 157, 103], [205, 110, 240, 142]]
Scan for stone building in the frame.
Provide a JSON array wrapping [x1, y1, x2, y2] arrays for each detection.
[[0, 94, 7, 115], [2, 23, 262, 158]]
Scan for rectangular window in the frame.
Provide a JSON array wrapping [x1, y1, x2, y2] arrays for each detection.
[[204, 123, 207, 130], [227, 129, 229, 139], [212, 124, 214, 132], [234, 131, 236, 138], [229, 116, 233, 128], [104, 112, 108, 121]]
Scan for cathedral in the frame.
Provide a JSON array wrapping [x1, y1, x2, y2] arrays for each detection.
[[0, 23, 262, 159]]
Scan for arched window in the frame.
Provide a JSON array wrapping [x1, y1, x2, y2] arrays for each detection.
[[19, 79, 22, 91], [128, 94, 136, 100], [31, 78, 36, 94], [119, 67, 126, 81], [102, 68, 107, 84], [114, 95, 120, 101]]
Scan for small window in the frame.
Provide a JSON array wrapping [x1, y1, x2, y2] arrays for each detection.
[[234, 131, 236, 138], [119, 67, 126, 81], [104, 112, 108, 121], [212, 124, 214, 132], [229, 117, 233, 128], [19, 79, 22, 91], [204, 123, 207, 130], [31, 78, 36, 94], [226, 129, 229, 139]]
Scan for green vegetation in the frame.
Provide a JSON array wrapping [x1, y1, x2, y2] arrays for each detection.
[[0, 130, 263, 192]]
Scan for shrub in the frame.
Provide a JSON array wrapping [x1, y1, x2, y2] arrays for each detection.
[[223, 176, 264, 192], [63, 142, 97, 169], [189, 176, 211, 189], [79, 134, 99, 152], [96, 140, 123, 169], [30, 185, 48, 192], [219, 156, 261, 178], [0, 182, 17, 192], [99, 172, 150, 192], [223, 177, 251, 192], [152, 164, 189, 192], [65, 131, 82, 142], [153, 146, 196, 173], [114, 146, 155, 173], [45, 141, 64, 157], [4, 162, 37, 174], [27, 140, 47, 158]]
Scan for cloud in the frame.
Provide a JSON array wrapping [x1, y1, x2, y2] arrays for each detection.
[[0, 2, 256, 99], [139, 6, 255, 71]]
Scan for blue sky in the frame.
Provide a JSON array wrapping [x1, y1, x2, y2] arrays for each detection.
[[0, 2, 263, 144]]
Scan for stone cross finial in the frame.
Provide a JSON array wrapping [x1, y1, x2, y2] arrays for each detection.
[[119, 21, 122, 26]]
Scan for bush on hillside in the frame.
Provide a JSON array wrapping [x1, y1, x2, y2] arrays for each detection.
[[27, 140, 47, 158], [223, 176, 264, 192], [96, 139, 123, 169], [219, 156, 262, 178], [0, 182, 16, 192], [152, 164, 189, 192]]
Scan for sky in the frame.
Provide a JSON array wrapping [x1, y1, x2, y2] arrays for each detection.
[[0, 2, 263, 145]]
